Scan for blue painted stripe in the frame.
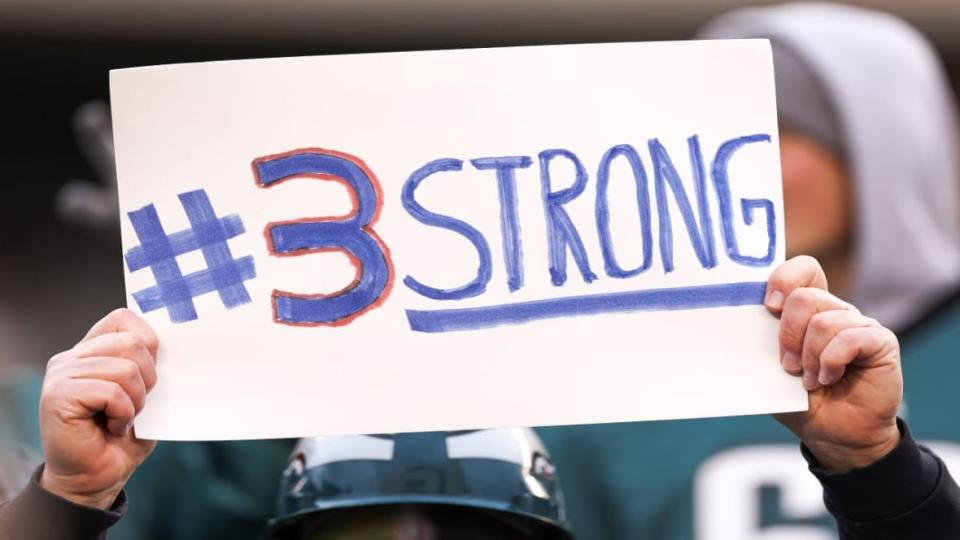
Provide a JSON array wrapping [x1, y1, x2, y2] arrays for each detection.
[[133, 256, 256, 314], [125, 215, 245, 271], [406, 281, 767, 333]]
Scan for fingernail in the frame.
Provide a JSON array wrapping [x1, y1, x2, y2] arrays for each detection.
[[803, 370, 821, 391], [123, 423, 131, 437], [766, 290, 784, 310], [818, 368, 835, 386], [782, 351, 801, 373]]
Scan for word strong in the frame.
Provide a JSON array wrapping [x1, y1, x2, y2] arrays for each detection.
[[403, 134, 776, 307]]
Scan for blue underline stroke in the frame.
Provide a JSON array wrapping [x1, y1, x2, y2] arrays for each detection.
[[405, 281, 767, 333]]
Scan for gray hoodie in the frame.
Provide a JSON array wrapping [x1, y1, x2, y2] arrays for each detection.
[[700, 2, 960, 330]]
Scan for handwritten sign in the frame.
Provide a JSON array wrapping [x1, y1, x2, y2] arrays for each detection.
[[111, 41, 807, 441]]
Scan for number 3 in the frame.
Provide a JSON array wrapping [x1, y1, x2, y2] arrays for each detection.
[[253, 148, 394, 326]]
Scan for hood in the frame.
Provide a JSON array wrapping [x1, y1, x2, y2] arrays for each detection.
[[699, 2, 960, 330]]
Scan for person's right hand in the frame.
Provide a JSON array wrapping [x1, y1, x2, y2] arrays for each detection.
[[765, 257, 902, 472], [38, 308, 159, 509]]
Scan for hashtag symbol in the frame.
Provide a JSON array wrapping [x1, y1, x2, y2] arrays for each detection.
[[124, 189, 256, 323]]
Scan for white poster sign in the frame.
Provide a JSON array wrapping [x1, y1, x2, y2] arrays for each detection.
[[111, 40, 807, 440]]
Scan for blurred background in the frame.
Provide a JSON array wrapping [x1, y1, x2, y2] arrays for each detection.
[[1, 0, 958, 372]]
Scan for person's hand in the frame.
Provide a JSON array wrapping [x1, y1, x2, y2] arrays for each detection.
[[765, 256, 902, 471], [39, 308, 159, 509]]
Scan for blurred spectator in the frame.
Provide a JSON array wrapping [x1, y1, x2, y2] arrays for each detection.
[[0, 444, 39, 501], [540, 3, 960, 539], [0, 369, 42, 502]]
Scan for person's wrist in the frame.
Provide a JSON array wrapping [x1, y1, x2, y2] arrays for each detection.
[[804, 425, 901, 472], [39, 467, 123, 510]]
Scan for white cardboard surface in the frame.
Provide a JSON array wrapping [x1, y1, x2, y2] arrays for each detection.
[[111, 40, 807, 441]]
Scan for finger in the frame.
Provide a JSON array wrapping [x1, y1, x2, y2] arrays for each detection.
[[779, 287, 856, 379], [62, 356, 148, 415], [71, 332, 158, 391], [765, 255, 829, 314], [801, 311, 878, 390], [81, 308, 159, 357], [819, 326, 900, 386], [62, 379, 137, 438]]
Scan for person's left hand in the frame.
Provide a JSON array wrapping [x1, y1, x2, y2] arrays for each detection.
[[765, 256, 902, 471], [39, 308, 159, 509]]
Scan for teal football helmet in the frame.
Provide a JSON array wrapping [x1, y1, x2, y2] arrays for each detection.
[[263, 428, 573, 539]]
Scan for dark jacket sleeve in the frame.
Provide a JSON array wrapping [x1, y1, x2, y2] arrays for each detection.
[[0, 466, 125, 540], [803, 418, 960, 539]]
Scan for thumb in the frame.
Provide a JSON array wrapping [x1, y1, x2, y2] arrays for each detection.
[[765, 255, 829, 315]]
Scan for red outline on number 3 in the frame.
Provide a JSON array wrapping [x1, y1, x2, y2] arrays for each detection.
[[252, 147, 395, 327]]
